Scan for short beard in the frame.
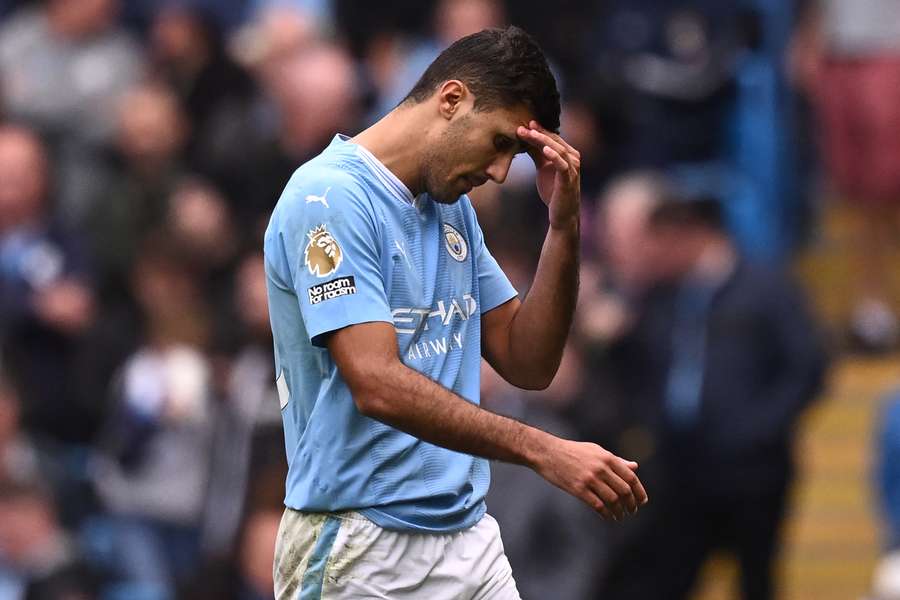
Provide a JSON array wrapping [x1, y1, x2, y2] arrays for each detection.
[[420, 115, 471, 204]]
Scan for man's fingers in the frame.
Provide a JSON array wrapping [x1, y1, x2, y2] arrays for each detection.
[[542, 145, 570, 173], [519, 126, 570, 163], [583, 488, 620, 521], [528, 120, 581, 159], [612, 459, 649, 506], [596, 503, 616, 521], [607, 460, 643, 513], [595, 465, 637, 514], [589, 480, 628, 520]]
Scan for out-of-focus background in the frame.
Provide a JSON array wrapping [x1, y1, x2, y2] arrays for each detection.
[[1, 0, 900, 599]]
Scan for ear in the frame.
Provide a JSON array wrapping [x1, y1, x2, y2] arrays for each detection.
[[436, 80, 469, 120]]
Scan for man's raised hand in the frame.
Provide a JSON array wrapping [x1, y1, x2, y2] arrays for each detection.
[[517, 120, 581, 231]]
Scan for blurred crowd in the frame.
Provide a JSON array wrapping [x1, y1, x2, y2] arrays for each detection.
[[0, 0, 899, 599]]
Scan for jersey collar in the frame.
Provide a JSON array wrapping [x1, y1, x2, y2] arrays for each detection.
[[336, 134, 416, 206]]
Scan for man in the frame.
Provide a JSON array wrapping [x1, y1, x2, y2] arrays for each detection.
[[263, 27, 648, 599], [596, 197, 827, 600], [0, 125, 97, 444]]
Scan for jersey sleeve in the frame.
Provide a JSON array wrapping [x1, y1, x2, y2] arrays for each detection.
[[271, 169, 393, 347], [463, 198, 518, 314]]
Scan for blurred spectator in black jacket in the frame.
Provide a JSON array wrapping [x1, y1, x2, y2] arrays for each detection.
[[0, 125, 98, 444], [595, 194, 827, 600], [588, 0, 746, 172], [575, 173, 670, 467], [149, 4, 259, 192]]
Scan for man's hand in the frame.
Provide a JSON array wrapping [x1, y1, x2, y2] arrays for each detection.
[[517, 120, 581, 230], [532, 438, 649, 521], [330, 322, 648, 521]]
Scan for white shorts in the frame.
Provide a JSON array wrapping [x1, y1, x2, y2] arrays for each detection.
[[273, 508, 521, 600]]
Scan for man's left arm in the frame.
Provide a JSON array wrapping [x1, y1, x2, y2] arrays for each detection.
[[482, 122, 581, 390]]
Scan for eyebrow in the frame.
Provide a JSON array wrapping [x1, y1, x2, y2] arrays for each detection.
[[515, 138, 529, 154], [507, 132, 528, 154]]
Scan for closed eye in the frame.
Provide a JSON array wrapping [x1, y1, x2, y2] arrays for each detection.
[[493, 135, 515, 153]]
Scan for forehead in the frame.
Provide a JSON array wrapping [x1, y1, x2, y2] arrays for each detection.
[[472, 103, 534, 131]]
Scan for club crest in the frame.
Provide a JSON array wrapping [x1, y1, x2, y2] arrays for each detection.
[[304, 224, 343, 277], [443, 223, 468, 262]]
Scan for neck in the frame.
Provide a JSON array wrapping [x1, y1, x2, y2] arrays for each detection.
[[351, 104, 431, 197]]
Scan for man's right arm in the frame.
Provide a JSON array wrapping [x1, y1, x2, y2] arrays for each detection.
[[327, 321, 648, 520]]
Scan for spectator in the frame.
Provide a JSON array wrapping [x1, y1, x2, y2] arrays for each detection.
[[235, 42, 361, 238], [201, 253, 284, 558], [0, 478, 104, 599], [82, 81, 188, 302], [166, 179, 240, 334], [149, 4, 259, 185], [231, 4, 319, 75], [791, 0, 900, 351], [595, 195, 827, 600], [364, 0, 505, 122], [588, 1, 745, 171], [0, 125, 98, 444], [0, 0, 142, 145], [574, 173, 670, 470], [91, 240, 217, 596], [0, 0, 144, 221]]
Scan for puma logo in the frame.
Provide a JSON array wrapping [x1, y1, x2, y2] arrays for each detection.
[[305, 187, 331, 208]]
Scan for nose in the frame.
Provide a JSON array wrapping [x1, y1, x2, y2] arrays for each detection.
[[485, 152, 514, 184]]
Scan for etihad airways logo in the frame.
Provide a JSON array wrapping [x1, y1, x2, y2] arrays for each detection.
[[392, 294, 477, 335]]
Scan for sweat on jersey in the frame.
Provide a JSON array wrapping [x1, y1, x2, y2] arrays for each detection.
[[263, 135, 518, 533]]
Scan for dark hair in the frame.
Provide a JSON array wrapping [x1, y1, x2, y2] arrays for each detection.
[[648, 197, 725, 232], [403, 26, 561, 132]]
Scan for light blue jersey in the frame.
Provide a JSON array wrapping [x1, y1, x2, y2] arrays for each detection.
[[263, 135, 518, 533]]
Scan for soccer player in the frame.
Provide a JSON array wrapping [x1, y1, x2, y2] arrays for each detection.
[[263, 26, 648, 599]]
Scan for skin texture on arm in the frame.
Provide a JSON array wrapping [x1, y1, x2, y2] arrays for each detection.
[[482, 122, 581, 390], [328, 321, 648, 521]]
